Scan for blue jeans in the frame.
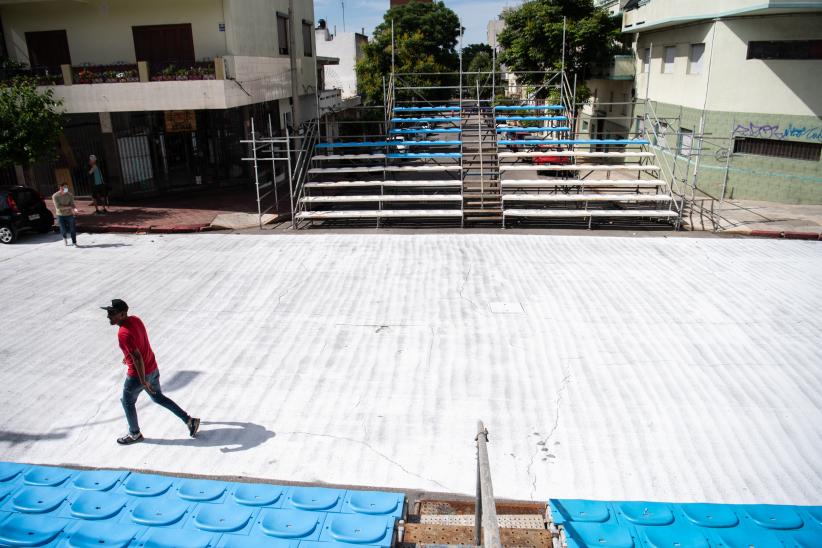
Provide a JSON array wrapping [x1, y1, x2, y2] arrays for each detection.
[[57, 215, 76, 244], [121, 370, 189, 435]]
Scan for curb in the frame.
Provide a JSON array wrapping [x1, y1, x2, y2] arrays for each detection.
[[749, 230, 821, 240]]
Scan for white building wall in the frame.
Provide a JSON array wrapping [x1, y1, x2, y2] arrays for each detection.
[[315, 28, 366, 99], [634, 14, 822, 116], [1, 0, 226, 65]]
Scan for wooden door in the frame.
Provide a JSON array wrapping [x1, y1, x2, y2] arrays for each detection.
[[132, 24, 194, 67], [25, 30, 71, 69]]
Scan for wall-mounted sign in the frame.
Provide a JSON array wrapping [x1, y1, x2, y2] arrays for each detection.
[[165, 110, 197, 133], [218, 23, 225, 32]]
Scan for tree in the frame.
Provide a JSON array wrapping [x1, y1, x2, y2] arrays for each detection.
[[0, 78, 65, 174], [356, 1, 461, 105], [462, 43, 493, 70], [498, 0, 627, 102]]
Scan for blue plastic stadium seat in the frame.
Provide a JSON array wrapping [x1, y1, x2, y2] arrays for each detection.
[[258, 508, 325, 540], [216, 534, 299, 548], [387, 153, 462, 159], [320, 514, 394, 546], [494, 105, 564, 111], [23, 466, 72, 487], [0, 513, 65, 547], [190, 502, 255, 533], [283, 487, 345, 512], [64, 521, 143, 548], [564, 522, 635, 547], [552, 500, 611, 523], [0, 463, 28, 483], [122, 473, 173, 497], [0, 484, 17, 504], [141, 528, 218, 548], [776, 525, 822, 548], [72, 470, 126, 492], [640, 524, 709, 548], [11, 486, 69, 514], [713, 523, 783, 548], [128, 496, 189, 526], [390, 117, 460, 123], [807, 507, 822, 526], [744, 505, 804, 530], [498, 139, 649, 146], [617, 502, 675, 526], [68, 491, 128, 521], [232, 484, 285, 507], [177, 479, 228, 503], [679, 503, 739, 528], [343, 491, 404, 518]]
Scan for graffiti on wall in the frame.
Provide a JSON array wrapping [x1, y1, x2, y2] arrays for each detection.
[[733, 122, 822, 141]]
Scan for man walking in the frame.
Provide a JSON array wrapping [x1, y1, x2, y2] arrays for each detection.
[[52, 182, 78, 246], [89, 154, 109, 214], [102, 299, 200, 445]]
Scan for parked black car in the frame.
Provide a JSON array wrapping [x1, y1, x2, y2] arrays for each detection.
[[0, 186, 55, 244]]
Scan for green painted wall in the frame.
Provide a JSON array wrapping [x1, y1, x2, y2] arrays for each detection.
[[634, 101, 822, 204]]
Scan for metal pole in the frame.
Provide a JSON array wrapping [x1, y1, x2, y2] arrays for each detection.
[[477, 79, 484, 207], [391, 19, 395, 77], [476, 421, 501, 548], [268, 114, 279, 211], [717, 116, 735, 221], [474, 455, 482, 546], [491, 46, 496, 106], [251, 118, 263, 230], [286, 126, 295, 228]]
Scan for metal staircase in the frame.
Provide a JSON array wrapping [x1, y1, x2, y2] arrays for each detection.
[[461, 106, 502, 225]]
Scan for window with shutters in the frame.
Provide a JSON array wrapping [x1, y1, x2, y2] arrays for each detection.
[[277, 15, 289, 55], [733, 138, 821, 161]]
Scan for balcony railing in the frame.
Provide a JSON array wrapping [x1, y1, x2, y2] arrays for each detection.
[[1, 59, 223, 86]]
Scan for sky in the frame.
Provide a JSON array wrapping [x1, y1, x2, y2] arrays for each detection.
[[313, 0, 522, 46]]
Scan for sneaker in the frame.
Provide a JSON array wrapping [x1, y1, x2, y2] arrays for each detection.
[[187, 417, 200, 438], [116, 432, 143, 445]]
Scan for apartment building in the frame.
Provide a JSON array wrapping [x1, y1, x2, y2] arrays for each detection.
[[624, 0, 822, 204], [315, 21, 367, 100], [0, 0, 344, 198]]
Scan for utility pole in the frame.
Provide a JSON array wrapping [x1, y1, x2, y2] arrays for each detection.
[[288, 0, 301, 132]]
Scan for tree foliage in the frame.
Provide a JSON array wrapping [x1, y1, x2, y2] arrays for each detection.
[[462, 43, 493, 70], [0, 78, 65, 168], [356, 1, 461, 105], [498, 0, 627, 101]]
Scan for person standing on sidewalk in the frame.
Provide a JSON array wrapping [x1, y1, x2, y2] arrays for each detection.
[[89, 154, 109, 214], [52, 183, 78, 246], [102, 299, 200, 445]]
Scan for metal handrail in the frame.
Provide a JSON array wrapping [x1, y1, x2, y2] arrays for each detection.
[[641, 100, 686, 228], [290, 122, 319, 227], [474, 421, 501, 548]]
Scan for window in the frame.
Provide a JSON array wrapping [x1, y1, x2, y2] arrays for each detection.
[[582, 120, 589, 131], [689, 43, 705, 74], [663, 46, 676, 73], [678, 128, 693, 157], [302, 21, 313, 57], [747, 40, 822, 60], [25, 30, 71, 69], [132, 24, 194, 66], [734, 138, 821, 161], [277, 14, 289, 55], [642, 48, 650, 73]]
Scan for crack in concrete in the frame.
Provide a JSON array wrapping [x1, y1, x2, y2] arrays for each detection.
[[283, 430, 450, 491], [458, 263, 479, 310], [527, 370, 571, 501]]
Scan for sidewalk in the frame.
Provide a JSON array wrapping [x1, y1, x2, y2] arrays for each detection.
[[46, 186, 285, 233], [714, 199, 822, 240]]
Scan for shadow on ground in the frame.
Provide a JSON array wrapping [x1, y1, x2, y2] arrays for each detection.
[[142, 421, 275, 453]]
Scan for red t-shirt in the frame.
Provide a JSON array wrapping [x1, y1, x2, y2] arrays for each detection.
[[118, 316, 159, 378]]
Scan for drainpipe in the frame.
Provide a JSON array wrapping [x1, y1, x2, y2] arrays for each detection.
[[288, 0, 301, 129]]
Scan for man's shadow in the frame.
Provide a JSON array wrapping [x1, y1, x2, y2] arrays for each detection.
[[142, 421, 275, 453]]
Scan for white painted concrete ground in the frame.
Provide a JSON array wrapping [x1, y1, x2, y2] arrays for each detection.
[[1, 232, 820, 505]]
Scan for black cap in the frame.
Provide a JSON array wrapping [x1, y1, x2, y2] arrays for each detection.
[[101, 299, 128, 313]]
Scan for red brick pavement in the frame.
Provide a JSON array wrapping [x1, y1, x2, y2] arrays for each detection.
[[45, 186, 283, 233]]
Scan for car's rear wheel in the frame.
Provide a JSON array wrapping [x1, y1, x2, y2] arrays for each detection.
[[0, 224, 16, 244]]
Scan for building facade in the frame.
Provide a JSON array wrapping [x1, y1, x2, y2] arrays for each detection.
[[315, 22, 367, 100], [0, 0, 344, 198], [624, 0, 822, 204]]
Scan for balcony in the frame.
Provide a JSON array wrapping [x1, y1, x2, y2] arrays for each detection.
[[622, 0, 820, 32], [2, 56, 295, 113], [591, 55, 635, 80]]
